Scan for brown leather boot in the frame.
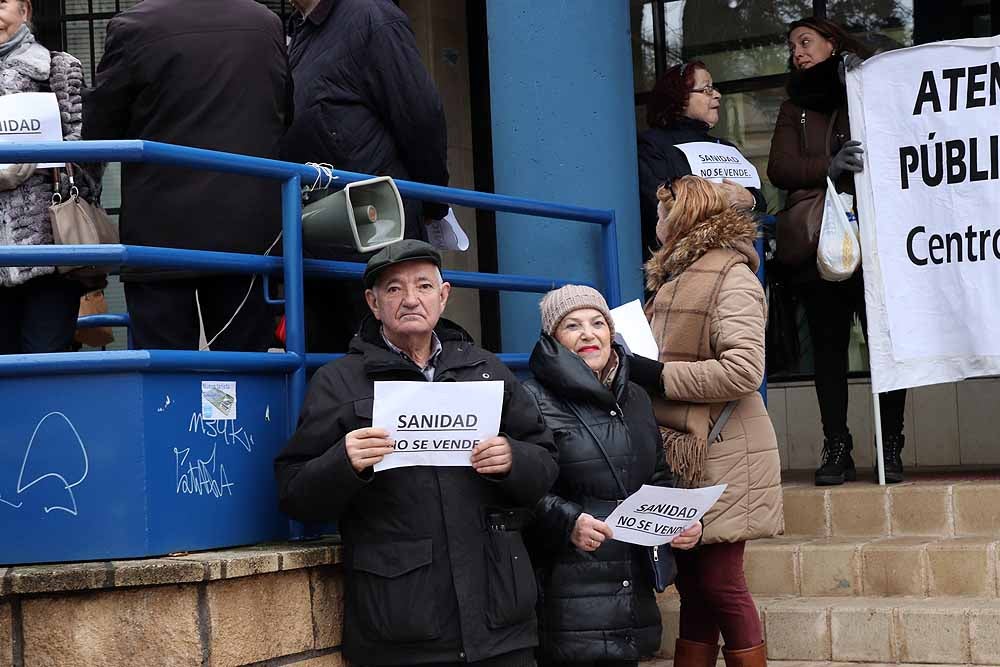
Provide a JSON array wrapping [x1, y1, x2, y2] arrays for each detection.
[[722, 641, 767, 666], [674, 638, 721, 667]]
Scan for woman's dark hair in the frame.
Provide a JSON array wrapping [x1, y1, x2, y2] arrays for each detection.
[[787, 16, 873, 69], [646, 60, 708, 129]]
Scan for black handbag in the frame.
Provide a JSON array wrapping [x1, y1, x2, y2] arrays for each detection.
[[564, 402, 677, 593]]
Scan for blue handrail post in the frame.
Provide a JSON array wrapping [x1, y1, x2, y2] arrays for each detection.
[[602, 211, 622, 308], [282, 175, 306, 434]]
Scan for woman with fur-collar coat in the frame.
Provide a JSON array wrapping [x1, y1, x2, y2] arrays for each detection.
[[630, 175, 781, 667], [0, 0, 97, 353]]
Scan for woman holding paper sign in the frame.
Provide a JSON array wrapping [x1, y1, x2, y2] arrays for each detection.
[[636, 175, 781, 666], [768, 16, 907, 485], [0, 0, 98, 354], [522, 285, 701, 667], [638, 61, 767, 262]]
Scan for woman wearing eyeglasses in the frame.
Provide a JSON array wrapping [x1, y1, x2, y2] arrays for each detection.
[[767, 17, 906, 487], [638, 61, 766, 262]]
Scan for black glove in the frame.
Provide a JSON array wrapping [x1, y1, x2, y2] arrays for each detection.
[[828, 140, 864, 181], [627, 353, 664, 392]]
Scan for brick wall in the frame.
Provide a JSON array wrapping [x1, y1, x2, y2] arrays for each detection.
[[1, 541, 344, 667]]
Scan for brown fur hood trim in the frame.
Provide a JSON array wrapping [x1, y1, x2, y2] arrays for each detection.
[[646, 209, 757, 291]]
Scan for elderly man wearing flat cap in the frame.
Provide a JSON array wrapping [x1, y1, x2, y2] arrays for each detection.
[[275, 239, 558, 667]]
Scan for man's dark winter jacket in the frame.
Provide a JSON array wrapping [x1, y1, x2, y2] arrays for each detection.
[[82, 0, 288, 280], [637, 117, 767, 260], [282, 0, 449, 241], [523, 335, 675, 662], [274, 316, 558, 666]]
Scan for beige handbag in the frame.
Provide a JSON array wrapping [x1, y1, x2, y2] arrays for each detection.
[[49, 165, 118, 279]]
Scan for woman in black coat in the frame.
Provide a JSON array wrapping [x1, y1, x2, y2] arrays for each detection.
[[523, 285, 701, 667], [638, 61, 766, 262]]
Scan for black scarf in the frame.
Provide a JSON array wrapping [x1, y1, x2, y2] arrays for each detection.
[[786, 56, 845, 113]]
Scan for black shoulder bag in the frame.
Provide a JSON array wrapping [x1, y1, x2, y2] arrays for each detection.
[[564, 402, 677, 593]]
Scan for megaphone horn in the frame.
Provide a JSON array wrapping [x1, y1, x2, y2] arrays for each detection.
[[301, 176, 406, 255]]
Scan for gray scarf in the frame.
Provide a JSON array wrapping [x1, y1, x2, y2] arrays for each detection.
[[0, 25, 33, 63]]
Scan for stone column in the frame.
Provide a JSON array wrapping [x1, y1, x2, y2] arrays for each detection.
[[486, 0, 643, 352]]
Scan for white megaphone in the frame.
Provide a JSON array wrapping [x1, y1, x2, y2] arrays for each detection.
[[301, 176, 405, 255]]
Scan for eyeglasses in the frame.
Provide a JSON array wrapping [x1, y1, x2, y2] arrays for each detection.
[[690, 84, 720, 96]]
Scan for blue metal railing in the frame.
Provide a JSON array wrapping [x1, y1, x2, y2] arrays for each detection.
[[0, 140, 621, 431]]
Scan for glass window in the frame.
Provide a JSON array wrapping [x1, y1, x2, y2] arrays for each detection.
[[672, 0, 813, 82], [630, 0, 974, 381], [631, 1, 658, 93]]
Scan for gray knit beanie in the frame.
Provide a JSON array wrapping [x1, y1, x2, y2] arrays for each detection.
[[539, 285, 615, 337]]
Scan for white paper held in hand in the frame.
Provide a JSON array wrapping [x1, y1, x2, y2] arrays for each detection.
[[0, 92, 65, 169], [425, 208, 470, 251], [609, 299, 659, 360], [372, 380, 504, 472], [604, 483, 727, 547]]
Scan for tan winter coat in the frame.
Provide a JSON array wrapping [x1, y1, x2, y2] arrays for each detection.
[[647, 213, 783, 544]]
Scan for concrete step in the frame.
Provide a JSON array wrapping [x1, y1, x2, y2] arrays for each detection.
[[655, 595, 1000, 665], [646, 661, 984, 667], [781, 480, 1000, 539], [743, 536, 999, 598]]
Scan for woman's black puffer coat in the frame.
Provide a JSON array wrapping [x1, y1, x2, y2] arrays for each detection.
[[522, 334, 675, 662]]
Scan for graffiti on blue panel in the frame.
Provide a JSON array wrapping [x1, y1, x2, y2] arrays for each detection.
[[173, 411, 257, 500], [0, 412, 89, 516]]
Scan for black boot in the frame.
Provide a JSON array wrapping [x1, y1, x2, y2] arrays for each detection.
[[881, 433, 905, 484], [815, 433, 856, 486]]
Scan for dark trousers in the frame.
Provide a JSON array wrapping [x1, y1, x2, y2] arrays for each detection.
[[674, 540, 762, 650], [799, 273, 906, 440], [124, 276, 273, 351], [303, 279, 370, 353], [0, 273, 83, 354]]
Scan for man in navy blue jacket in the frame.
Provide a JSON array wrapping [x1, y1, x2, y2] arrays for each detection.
[[283, 0, 450, 353]]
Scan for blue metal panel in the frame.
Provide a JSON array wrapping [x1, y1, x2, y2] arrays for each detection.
[[143, 373, 288, 556], [0, 372, 288, 564], [0, 374, 148, 563]]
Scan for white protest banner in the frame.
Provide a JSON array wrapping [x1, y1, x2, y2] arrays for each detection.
[[674, 141, 761, 189], [0, 92, 64, 169], [609, 299, 659, 360], [847, 36, 1000, 393], [372, 380, 504, 472], [604, 483, 726, 547]]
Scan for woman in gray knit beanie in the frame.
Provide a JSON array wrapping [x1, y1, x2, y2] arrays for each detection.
[[522, 284, 701, 665]]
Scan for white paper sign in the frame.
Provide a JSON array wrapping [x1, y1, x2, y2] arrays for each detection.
[[426, 208, 470, 251], [605, 483, 726, 547], [201, 381, 236, 420], [372, 380, 504, 472], [847, 36, 1000, 392], [0, 92, 65, 169], [609, 299, 659, 360], [674, 141, 761, 188]]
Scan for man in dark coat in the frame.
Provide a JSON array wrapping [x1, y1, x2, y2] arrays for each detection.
[[274, 240, 558, 667], [283, 0, 450, 353], [82, 0, 289, 351]]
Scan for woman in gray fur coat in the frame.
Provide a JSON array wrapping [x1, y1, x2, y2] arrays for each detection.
[[0, 0, 96, 353]]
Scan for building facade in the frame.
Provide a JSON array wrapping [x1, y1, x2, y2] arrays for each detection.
[[33, 0, 1000, 471]]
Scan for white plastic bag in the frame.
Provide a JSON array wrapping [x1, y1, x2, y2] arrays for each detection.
[[816, 176, 861, 281]]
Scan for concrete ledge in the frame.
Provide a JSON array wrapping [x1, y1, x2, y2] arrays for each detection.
[[1, 540, 346, 666], [1, 538, 342, 598]]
